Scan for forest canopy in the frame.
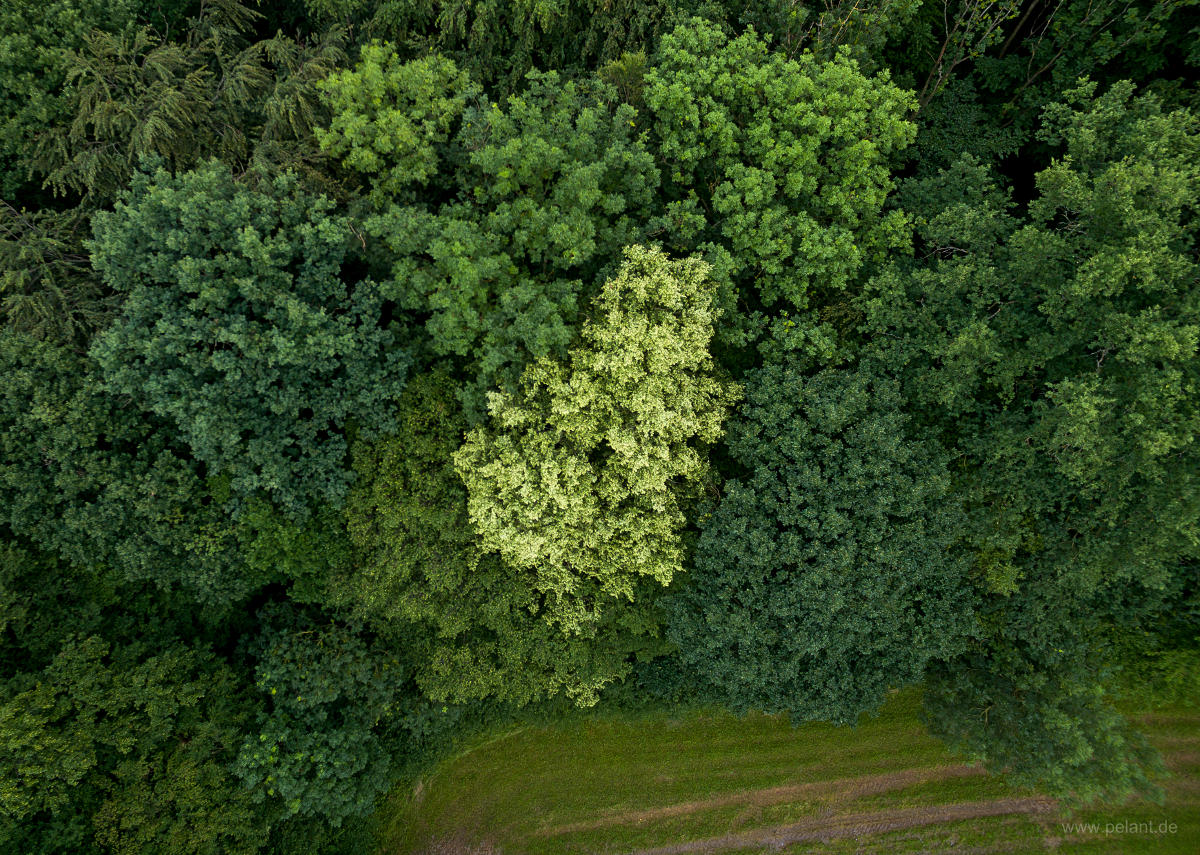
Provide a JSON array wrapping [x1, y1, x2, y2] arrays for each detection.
[[1, 1, 1197, 852]]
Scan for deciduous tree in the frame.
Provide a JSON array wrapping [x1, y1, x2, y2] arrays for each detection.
[[454, 246, 738, 699], [669, 361, 974, 724], [862, 80, 1200, 799], [321, 46, 660, 414], [89, 161, 411, 515], [644, 19, 915, 344]]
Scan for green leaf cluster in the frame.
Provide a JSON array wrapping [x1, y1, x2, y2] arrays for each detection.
[[644, 19, 915, 329], [669, 361, 975, 724], [322, 47, 661, 414], [89, 161, 411, 515], [235, 611, 410, 824], [862, 81, 1199, 798], [454, 245, 738, 698], [339, 369, 634, 706], [1, 628, 263, 855], [0, 333, 252, 604]]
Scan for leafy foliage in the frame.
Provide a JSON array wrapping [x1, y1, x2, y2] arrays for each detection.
[[234, 609, 427, 825], [0, 0, 138, 197], [341, 368, 663, 706], [0, 205, 111, 345], [644, 18, 915, 340], [305, 0, 693, 94], [317, 46, 480, 196], [720, 0, 924, 68], [669, 362, 974, 724], [865, 82, 1200, 600], [306, 0, 931, 95], [322, 46, 660, 414], [862, 81, 1200, 798], [0, 332, 258, 605], [1, 633, 264, 855], [923, 576, 1169, 805], [235, 497, 355, 605], [455, 246, 738, 696], [89, 161, 411, 515], [901, 0, 1199, 181], [3, 2, 1199, 849], [971, 0, 1199, 125], [339, 370, 479, 637], [33, 0, 348, 203]]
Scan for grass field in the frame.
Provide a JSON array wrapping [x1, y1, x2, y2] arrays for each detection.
[[371, 690, 1199, 855]]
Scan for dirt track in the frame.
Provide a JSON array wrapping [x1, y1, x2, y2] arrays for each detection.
[[538, 764, 987, 837], [622, 796, 1057, 854]]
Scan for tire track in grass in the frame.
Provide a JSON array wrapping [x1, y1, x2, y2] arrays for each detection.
[[537, 765, 987, 837], [621, 797, 1057, 855]]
